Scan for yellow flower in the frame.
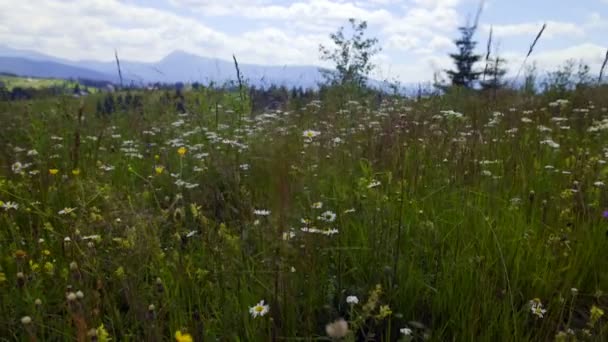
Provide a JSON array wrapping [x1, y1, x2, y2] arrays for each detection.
[[30, 260, 40, 273], [14, 249, 27, 259], [97, 324, 111, 342], [590, 305, 605, 325], [378, 305, 392, 319], [49, 169, 59, 175], [43, 262, 55, 275], [155, 166, 165, 175], [177, 146, 187, 156], [0, 272, 6, 283], [72, 169, 80, 176], [175, 330, 193, 342], [154, 154, 160, 161], [42, 249, 51, 256]]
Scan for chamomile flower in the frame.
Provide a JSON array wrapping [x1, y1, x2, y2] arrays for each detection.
[[302, 130, 320, 139], [318, 210, 336, 222], [249, 300, 269, 318]]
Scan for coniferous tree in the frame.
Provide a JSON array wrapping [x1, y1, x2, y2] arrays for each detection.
[[480, 56, 507, 91], [446, 25, 482, 88]]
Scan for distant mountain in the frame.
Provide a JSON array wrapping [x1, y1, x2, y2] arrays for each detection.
[[0, 46, 326, 88], [0, 57, 116, 82]]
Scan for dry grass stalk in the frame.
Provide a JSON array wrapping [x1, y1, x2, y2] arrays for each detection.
[[515, 23, 546, 83], [599, 49, 608, 83]]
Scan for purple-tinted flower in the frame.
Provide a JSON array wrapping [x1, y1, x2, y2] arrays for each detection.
[[603, 210, 608, 219]]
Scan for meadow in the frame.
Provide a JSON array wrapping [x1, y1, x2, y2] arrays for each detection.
[[0, 84, 607, 341], [0, 75, 83, 92]]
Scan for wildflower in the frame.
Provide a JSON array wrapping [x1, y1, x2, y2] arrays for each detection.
[[249, 300, 270, 318], [14, 249, 27, 259], [29, 261, 40, 273], [590, 305, 604, 325], [21, 316, 32, 325], [66, 292, 77, 302], [311, 202, 323, 209], [303, 130, 321, 139], [95, 325, 109, 342], [58, 207, 76, 215], [12, 162, 24, 174], [155, 166, 165, 175], [400, 327, 413, 336], [367, 180, 381, 189], [571, 288, 578, 296], [43, 262, 54, 275], [175, 331, 193, 342], [253, 209, 271, 216], [529, 298, 547, 318], [325, 318, 349, 338], [49, 169, 59, 175], [71, 169, 80, 176], [177, 146, 187, 156], [318, 210, 336, 223], [34, 298, 42, 306], [603, 210, 608, 219], [0, 272, 6, 283], [346, 296, 359, 305], [378, 305, 392, 319], [76, 290, 84, 299], [2, 201, 19, 211]]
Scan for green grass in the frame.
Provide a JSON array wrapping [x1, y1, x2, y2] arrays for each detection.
[[0, 86, 607, 341], [0, 75, 94, 92]]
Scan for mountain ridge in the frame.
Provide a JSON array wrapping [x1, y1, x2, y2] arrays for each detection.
[[0, 46, 327, 88]]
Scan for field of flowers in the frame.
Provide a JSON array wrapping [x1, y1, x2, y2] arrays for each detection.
[[0, 87, 607, 341]]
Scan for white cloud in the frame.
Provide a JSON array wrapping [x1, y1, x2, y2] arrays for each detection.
[[0, 0, 604, 84], [503, 43, 607, 75], [484, 21, 585, 39]]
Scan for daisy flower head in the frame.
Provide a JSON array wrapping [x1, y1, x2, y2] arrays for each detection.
[[346, 295, 359, 305], [303, 130, 320, 139], [318, 210, 336, 222], [249, 300, 269, 318]]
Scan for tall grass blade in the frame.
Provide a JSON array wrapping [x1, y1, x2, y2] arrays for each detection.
[[515, 23, 546, 84], [599, 49, 608, 84]]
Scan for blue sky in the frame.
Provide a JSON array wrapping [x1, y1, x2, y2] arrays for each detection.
[[0, 0, 606, 83]]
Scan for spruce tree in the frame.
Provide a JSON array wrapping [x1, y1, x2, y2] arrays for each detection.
[[480, 56, 507, 91], [446, 25, 482, 88]]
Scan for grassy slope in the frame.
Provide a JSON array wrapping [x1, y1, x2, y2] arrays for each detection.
[[0, 87, 606, 341]]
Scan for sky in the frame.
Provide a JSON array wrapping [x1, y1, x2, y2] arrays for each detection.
[[0, 0, 606, 83]]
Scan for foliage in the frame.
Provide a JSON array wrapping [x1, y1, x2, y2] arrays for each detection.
[[480, 56, 508, 92], [445, 25, 482, 89], [319, 18, 381, 87]]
